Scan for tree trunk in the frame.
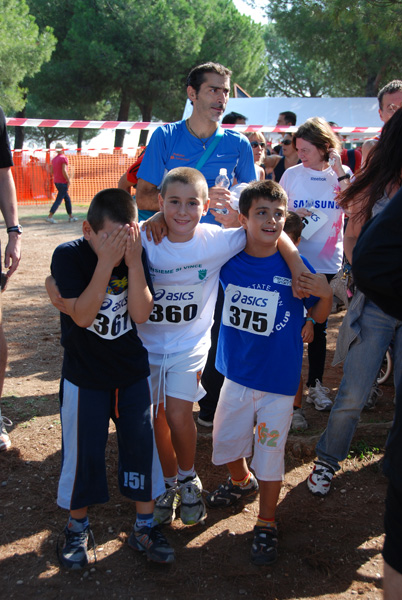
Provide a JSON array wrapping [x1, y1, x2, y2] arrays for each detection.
[[14, 107, 26, 149], [114, 90, 131, 148], [138, 103, 153, 147], [365, 68, 386, 97], [77, 129, 84, 152]]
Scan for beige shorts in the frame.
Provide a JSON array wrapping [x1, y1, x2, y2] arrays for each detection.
[[212, 378, 294, 481]]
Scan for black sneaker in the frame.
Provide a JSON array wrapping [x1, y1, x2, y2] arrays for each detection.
[[206, 474, 259, 508], [58, 521, 95, 570], [250, 525, 278, 566], [128, 525, 175, 564]]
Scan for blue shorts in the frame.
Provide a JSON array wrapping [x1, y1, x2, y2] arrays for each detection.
[[57, 378, 164, 510]]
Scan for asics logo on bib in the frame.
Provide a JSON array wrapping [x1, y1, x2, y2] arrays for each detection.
[[231, 289, 269, 308], [154, 289, 195, 302], [101, 298, 113, 310]]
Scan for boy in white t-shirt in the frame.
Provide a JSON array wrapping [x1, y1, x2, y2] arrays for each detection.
[[137, 168, 308, 529], [205, 180, 332, 565]]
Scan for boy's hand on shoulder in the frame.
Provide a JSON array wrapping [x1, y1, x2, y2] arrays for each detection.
[[125, 222, 143, 268], [96, 224, 128, 269], [298, 272, 332, 299], [141, 211, 168, 243], [210, 203, 241, 228]]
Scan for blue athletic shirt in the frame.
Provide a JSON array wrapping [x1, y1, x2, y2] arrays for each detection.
[[217, 250, 318, 396], [137, 119, 256, 224]]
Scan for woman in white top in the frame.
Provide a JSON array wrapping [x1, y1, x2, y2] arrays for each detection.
[[280, 117, 352, 410]]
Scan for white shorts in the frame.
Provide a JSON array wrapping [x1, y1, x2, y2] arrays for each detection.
[[148, 343, 208, 405], [212, 378, 294, 481]]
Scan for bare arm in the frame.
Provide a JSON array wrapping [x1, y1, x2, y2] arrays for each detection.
[[343, 215, 364, 264], [124, 223, 153, 323], [118, 172, 132, 193], [136, 178, 160, 212], [61, 163, 70, 186], [277, 231, 311, 298], [0, 167, 21, 276], [45, 275, 68, 313], [361, 138, 377, 166]]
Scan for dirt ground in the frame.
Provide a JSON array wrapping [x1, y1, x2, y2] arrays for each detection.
[[0, 207, 396, 600]]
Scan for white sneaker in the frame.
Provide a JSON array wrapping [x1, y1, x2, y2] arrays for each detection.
[[69, 216, 78, 222], [307, 461, 335, 496], [46, 217, 56, 224], [153, 485, 180, 525], [179, 474, 206, 525], [290, 407, 308, 431], [306, 380, 333, 411], [0, 416, 12, 451]]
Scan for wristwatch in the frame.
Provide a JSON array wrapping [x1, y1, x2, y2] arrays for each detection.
[[7, 225, 23, 235]]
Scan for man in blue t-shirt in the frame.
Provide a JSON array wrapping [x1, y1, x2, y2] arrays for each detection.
[[136, 61, 255, 226], [205, 180, 332, 567]]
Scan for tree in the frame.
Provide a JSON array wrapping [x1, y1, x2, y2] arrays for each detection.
[[0, 0, 55, 113], [264, 0, 402, 97]]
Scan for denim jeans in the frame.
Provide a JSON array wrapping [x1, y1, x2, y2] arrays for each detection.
[[316, 299, 402, 471], [50, 183, 72, 215]]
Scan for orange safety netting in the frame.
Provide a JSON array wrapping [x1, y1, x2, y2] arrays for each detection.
[[11, 147, 144, 206]]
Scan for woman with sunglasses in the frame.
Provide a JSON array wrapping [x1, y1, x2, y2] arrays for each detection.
[[245, 132, 266, 181], [264, 133, 300, 181], [279, 117, 352, 411]]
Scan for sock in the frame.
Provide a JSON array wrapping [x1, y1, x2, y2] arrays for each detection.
[[177, 465, 196, 483], [231, 471, 252, 488], [164, 475, 178, 489], [68, 516, 89, 532], [135, 513, 154, 530], [256, 515, 276, 529]]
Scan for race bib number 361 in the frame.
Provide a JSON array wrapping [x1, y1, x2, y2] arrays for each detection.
[[222, 284, 279, 337], [87, 290, 132, 340]]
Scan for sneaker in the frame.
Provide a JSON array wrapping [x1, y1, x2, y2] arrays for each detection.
[[250, 525, 278, 566], [153, 485, 180, 525], [197, 416, 213, 428], [206, 473, 259, 508], [58, 520, 94, 569], [69, 216, 78, 222], [306, 380, 333, 411], [128, 525, 175, 564], [290, 407, 308, 431], [0, 416, 12, 452], [179, 474, 206, 525], [365, 383, 383, 411], [307, 461, 335, 496], [46, 217, 56, 224]]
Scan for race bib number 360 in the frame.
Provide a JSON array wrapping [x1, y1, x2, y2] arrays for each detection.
[[87, 290, 132, 340], [222, 284, 279, 337], [148, 284, 203, 325]]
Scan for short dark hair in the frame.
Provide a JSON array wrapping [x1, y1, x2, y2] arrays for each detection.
[[284, 211, 303, 242], [378, 80, 402, 109], [160, 167, 208, 200], [186, 62, 232, 95], [239, 180, 288, 217], [87, 188, 137, 233], [222, 111, 247, 124], [279, 111, 297, 126]]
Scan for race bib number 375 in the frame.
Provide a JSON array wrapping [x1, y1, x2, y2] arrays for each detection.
[[222, 284, 279, 337]]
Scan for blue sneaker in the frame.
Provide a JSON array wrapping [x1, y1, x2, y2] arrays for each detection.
[[58, 519, 95, 569], [128, 525, 175, 563]]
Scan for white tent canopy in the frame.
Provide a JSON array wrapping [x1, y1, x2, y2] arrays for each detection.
[[183, 97, 382, 129]]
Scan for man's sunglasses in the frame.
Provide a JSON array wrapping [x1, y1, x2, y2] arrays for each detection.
[[250, 141, 266, 149], [281, 139, 292, 146]]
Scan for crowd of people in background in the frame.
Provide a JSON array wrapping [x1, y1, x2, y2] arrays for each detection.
[[1, 62, 401, 598]]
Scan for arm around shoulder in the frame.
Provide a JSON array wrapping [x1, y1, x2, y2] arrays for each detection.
[[136, 178, 160, 212]]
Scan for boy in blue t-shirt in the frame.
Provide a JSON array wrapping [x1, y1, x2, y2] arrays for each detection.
[[49, 188, 174, 569], [205, 180, 332, 566]]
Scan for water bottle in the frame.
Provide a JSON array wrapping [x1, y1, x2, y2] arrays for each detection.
[[213, 168, 230, 214]]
